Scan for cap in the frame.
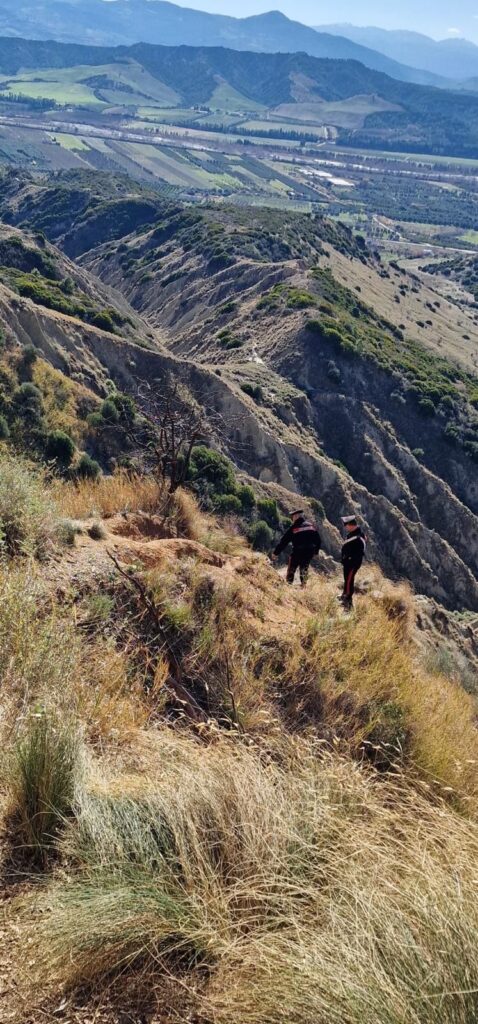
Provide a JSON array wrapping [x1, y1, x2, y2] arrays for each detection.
[[289, 508, 304, 517], [341, 515, 357, 525]]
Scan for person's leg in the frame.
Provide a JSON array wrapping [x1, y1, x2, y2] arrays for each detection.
[[299, 553, 312, 587], [342, 566, 357, 608], [286, 552, 299, 584], [342, 565, 348, 595]]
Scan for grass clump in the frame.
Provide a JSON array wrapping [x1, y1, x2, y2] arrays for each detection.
[[0, 452, 58, 557], [18, 735, 478, 1023], [7, 711, 80, 866]]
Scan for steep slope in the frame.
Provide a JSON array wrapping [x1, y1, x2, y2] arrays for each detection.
[[0, 3, 445, 86], [2, 460, 478, 1023], [1, 170, 476, 609]]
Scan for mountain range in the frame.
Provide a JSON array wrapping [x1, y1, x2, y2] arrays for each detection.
[[318, 25, 478, 84], [3, 38, 478, 156], [0, 0, 452, 88]]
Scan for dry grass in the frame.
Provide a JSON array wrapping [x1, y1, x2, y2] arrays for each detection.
[[53, 471, 165, 520], [4, 467, 478, 1022], [0, 451, 59, 558], [15, 732, 478, 1024], [0, 563, 148, 748], [54, 473, 202, 540], [134, 559, 478, 800]]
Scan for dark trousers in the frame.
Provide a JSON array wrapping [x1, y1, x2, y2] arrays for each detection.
[[287, 549, 314, 586], [342, 563, 360, 601]]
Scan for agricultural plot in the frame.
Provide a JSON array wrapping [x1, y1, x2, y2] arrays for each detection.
[[0, 66, 107, 107], [207, 82, 266, 113], [48, 132, 90, 151], [273, 96, 401, 129], [0, 60, 180, 111], [242, 119, 327, 137]]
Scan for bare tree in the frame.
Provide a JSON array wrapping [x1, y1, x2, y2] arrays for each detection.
[[122, 378, 205, 494]]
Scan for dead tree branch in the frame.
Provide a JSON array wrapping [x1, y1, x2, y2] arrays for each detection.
[[106, 549, 208, 724]]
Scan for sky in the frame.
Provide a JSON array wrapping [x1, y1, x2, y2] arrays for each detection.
[[170, 1, 478, 43]]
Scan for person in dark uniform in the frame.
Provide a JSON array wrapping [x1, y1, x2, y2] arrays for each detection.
[[272, 509, 321, 587], [340, 515, 366, 609]]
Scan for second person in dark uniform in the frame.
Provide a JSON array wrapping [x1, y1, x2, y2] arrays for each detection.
[[340, 515, 366, 609]]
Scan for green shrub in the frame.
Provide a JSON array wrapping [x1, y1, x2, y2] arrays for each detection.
[[100, 398, 120, 424], [418, 398, 436, 416], [217, 329, 242, 350], [86, 411, 104, 431], [188, 446, 236, 497], [17, 343, 38, 382], [109, 391, 136, 424], [286, 289, 316, 310], [8, 711, 80, 866], [257, 498, 280, 528], [46, 430, 75, 468], [249, 519, 274, 552], [237, 484, 256, 512], [214, 494, 242, 516], [89, 310, 116, 334], [0, 414, 9, 440], [13, 382, 43, 423], [241, 382, 263, 402], [75, 454, 101, 481]]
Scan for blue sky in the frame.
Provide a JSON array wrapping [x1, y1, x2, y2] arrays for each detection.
[[171, 1, 478, 43]]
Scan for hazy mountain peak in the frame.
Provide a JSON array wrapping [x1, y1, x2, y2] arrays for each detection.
[[317, 22, 478, 80]]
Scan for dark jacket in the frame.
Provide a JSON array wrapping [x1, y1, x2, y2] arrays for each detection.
[[274, 517, 321, 557], [341, 527, 366, 570]]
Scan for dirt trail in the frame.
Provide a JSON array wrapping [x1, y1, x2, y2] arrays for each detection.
[[45, 511, 336, 639]]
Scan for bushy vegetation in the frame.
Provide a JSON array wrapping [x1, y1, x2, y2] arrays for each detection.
[[1, 265, 126, 333], [424, 252, 478, 302], [0, 344, 111, 475]]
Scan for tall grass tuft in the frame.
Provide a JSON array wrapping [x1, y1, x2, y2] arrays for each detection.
[[19, 735, 478, 1022], [8, 711, 81, 866], [0, 452, 58, 557]]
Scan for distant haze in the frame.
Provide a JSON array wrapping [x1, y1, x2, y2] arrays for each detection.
[[169, 1, 478, 44]]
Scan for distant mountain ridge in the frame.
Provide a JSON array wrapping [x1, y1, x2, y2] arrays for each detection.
[[2, 38, 478, 156], [317, 24, 478, 83], [0, 0, 448, 87]]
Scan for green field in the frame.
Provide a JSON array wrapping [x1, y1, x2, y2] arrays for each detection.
[[48, 132, 90, 151], [208, 82, 265, 113], [0, 59, 180, 111]]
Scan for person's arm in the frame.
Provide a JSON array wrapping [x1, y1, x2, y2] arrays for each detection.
[[312, 528, 321, 556], [273, 525, 293, 557]]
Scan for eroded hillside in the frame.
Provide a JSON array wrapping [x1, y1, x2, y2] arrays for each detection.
[[0, 168, 477, 609]]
